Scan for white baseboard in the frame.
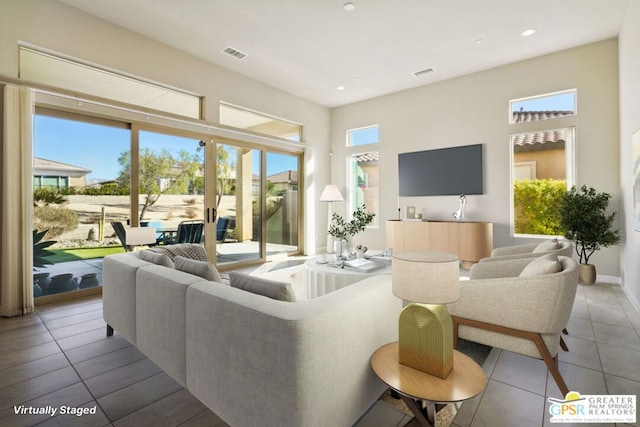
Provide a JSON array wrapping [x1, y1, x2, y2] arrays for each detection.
[[596, 275, 621, 285]]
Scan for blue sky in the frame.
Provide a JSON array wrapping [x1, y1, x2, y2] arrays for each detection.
[[34, 115, 298, 181]]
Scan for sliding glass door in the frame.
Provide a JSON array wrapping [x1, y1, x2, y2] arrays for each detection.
[[214, 142, 302, 266]]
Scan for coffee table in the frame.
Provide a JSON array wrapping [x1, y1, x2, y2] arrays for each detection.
[[371, 342, 486, 427], [303, 255, 391, 299]]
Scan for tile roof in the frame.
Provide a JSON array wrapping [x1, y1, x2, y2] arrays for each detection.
[[512, 110, 574, 123], [512, 129, 567, 146]]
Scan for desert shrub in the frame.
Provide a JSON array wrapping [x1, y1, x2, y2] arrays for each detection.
[[165, 208, 175, 220], [33, 206, 78, 239], [513, 179, 566, 235], [185, 207, 198, 219], [184, 197, 197, 205], [82, 183, 129, 196]]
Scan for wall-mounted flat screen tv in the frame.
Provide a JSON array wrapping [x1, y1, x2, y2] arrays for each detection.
[[398, 144, 483, 196]]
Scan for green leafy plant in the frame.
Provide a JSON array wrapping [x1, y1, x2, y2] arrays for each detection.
[[513, 179, 566, 235], [558, 185, 621, 264], [33, 188, 68, 206], [328, 205, 375, 239], [33, 229, 56, 269]]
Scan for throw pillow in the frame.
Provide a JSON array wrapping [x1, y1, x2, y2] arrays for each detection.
[[174, 256, 221, 282], [229, 272, 296, 302], [139, 250, 175, 268], [519, 253, 562, 277], [150, 244, 208, 262], [532, 238, 560, 253]]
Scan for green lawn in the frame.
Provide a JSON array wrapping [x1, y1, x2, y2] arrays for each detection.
[[46, 246, 126, 263]]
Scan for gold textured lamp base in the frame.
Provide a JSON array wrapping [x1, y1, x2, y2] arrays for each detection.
[[398, 303, 454, 379]]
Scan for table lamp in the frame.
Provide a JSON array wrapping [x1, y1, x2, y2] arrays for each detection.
[[319, 184, 344, 254], [392, 252, 460, 379], [124, 226, 157, 247]]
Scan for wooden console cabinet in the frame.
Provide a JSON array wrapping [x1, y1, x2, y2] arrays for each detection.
[[386, 220, 493, 268]]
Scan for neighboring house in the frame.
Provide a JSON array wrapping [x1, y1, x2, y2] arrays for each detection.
[[33, 157, 92, 189], [267, 170, 298, 193]]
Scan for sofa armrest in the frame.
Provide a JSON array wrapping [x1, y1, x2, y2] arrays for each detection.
[[185, 275, 401, 427]]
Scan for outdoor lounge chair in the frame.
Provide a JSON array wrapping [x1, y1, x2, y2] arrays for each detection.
[[111, 221, 133, 252], [216, 217, 230, 255], [175, 220, 204, 244]]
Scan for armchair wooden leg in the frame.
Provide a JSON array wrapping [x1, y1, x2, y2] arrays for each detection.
[[532, 334, 569, 396], [106, 324, 114, 337], [451, 316, 570, 397], [562, 328, 569, 335]]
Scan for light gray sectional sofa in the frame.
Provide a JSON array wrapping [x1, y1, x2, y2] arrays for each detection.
[[102, 251, 402, 427]]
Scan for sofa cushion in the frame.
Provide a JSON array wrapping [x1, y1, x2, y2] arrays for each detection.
[[519, 253, 562, 277], [139, 250, 174, 268], [532, 238, 560, 253], [229, 272, 296, 302], [150, 244, 208, 262], [174, 256, 221, 282]]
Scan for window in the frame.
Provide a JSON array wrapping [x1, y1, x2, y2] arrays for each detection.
[[20, 46, 202, 119], [348, 152, 379, 228], [347, 125, 379, 147], [510, 90, 576, 124], [219, 103, 303, 141], [511, 127, 575, 236]]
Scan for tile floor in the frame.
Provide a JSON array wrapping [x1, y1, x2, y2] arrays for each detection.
[[0, 279, 638, 426]]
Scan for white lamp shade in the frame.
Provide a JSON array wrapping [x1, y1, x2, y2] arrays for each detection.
[[319, 184, 344, 202], [125, 227, 157, 246], [392, 251, 460, 304]]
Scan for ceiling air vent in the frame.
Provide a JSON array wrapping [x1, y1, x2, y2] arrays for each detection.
[[221, 46, 247, 60], [412, 67, 435, 77]]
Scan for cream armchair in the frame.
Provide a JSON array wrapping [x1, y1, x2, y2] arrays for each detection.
[[479, 238, 573, 263], [448, 255, 579, 395]]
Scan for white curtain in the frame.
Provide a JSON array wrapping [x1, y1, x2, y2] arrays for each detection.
[[0, 84, 34, 316]]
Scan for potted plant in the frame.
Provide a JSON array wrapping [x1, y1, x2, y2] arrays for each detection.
[[328, 205, 375, 259], [557, 185, 621, 284]]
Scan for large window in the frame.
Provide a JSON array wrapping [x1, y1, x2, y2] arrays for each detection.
[[20, 47, 202, 119], [510, 90, 577, 237], [346, 125, 379, 226], [511, 128, 575, 236]]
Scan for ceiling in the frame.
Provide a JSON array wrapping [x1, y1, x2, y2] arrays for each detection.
[[57, 0, 630, 108]]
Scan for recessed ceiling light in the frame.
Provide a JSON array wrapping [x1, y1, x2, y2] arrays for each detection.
[[352, 77, 359, 82], [337, 86, 346, 91], [521, 28, 537, 37], [343, 2, 355, 11], [475, 38, 484, 44]]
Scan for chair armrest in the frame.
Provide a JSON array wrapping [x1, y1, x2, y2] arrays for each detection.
[[449, 267, 577, 334], [490, 243, 538, 257]]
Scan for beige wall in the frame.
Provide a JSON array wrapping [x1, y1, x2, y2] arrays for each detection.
[[619, 2, 640, 309], [0, 0, 331, 254], [331, 39, 621, 277], [514, 149, 566, 180]]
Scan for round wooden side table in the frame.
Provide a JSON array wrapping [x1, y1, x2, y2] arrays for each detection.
[[371, 342, 486, 427]]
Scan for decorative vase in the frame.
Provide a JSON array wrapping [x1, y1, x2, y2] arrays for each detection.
[[333, 238, 348, 260], [48, 274, 79, 294], [33, 272, 51, 289], [578, 264, 596, 284], [79, 273, 100, 289]]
